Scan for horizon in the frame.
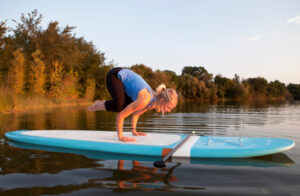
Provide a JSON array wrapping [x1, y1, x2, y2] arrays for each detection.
[[1, 0, 300, 84]]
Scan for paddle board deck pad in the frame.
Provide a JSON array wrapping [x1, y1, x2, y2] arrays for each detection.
[[5, 130, 295, 158]]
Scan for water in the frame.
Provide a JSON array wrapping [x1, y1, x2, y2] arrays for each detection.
[[0, 101, 300, 196]]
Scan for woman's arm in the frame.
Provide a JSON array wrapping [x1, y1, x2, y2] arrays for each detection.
[[131, 104, 155, 136], [131, 108, 148, 136], [116, 89, 151, 142]]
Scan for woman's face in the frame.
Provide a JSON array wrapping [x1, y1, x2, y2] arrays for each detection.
[[161, 99, 176, 114]]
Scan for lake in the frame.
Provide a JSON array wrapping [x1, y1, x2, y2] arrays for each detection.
[[0, 101, 299, 196]]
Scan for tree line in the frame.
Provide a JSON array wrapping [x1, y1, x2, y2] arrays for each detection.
[[0, 10, 299, 110], [131, 65, 299, 101]]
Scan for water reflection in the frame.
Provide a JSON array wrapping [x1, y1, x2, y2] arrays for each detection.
[[0, 162, 182, 195], [0, 142, 99, 175], [90, 160, 179, 192]]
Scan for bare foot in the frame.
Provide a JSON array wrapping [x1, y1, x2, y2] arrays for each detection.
[[87, 100, 106, 111], [119, 136, 136, 142]]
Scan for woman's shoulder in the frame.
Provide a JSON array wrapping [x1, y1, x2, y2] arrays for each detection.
[[138, 88, 156, 108], [137, 88, 152, 99]]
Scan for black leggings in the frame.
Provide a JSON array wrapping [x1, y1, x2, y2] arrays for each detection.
[[105, 67, 133, 112]]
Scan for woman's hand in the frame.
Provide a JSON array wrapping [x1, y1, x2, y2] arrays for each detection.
[[119, 136, 136, 142]]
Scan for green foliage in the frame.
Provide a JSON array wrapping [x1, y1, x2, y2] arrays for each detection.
[[178, 75, 208, 99], [94, 65, 112, 100], [244, 77, 268, 96], [182, 66, 213, 83], [267, 80, 286, 97], [179, 66, 216, 100], [130, 64, 178, 91], [214, 75, 232, 98], [287, 83, 300, 100], [164, 70, 179, 86], [214, 74, 247, 99], [182, 66, 206, 78]]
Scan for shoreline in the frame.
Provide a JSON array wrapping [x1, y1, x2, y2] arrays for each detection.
[[0, 98, 93, 113], [0, 96, 290, 114]]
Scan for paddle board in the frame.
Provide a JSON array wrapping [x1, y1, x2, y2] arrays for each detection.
[[5, 130, 295, 158], [8, 140, 295, 167]]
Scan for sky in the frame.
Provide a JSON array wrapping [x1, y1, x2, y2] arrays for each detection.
[[1, 0, 300, 84]]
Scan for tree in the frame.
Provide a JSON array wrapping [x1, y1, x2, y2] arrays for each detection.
[[214, 74, 247, 99], [182, 66, 204, 77], [11, 9, 43, 68], [178, 76, 210, 99], [287, 84, 300, 100], [244, 77, 268, 95], [214, 75, 232, 98], [0, 21, 6, 40], [233, 74, 240, 83], [164, 70, 179, 87], [182, 66, 213, 82], [151, 70, 177, 90], [60, 70, 79, 99], [84, 78, 96, 100], [49, 60, 63, 98], [12, 9, 42, 39], [94, 65, 112, 100], [267, 80, 286, 97], [28, 50, 46, 95], [74, 37, 105, 97], [7, 49, 25, 95], [0, 21, 9, 83]]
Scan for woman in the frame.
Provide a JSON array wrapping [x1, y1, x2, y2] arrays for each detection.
[[87, 67, 178, 142]]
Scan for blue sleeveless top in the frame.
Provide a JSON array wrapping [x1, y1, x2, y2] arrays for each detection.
[[117, 69, 155, 106]]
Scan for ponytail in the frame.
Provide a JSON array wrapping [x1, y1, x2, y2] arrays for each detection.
[[156, 83, 167, 94]]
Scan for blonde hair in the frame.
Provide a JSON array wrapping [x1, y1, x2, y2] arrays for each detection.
[[155, 83, 178, 113]]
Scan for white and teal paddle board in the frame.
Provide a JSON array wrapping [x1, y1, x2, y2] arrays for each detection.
[[5, 130, 295, 158]]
